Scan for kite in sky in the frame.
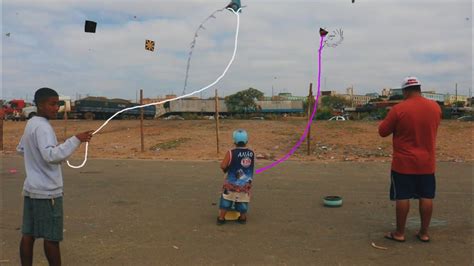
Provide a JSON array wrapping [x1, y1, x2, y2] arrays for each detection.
[[227, 0, 241, 12], [145, 39, 155, 52], [84, 20, 97, 33], [324, 29, 344, 48], [68, 7, 243, 169], [319, 28, 328, 37], [182, 1, 244, 95]]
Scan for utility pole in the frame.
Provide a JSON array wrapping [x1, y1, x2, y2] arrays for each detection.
[[351, 84, 354, 108], [455, 83, 458, 104], [0, 101, 3, 151], [272, 77, 277, 98], [63, 105, 68, 140], [469, 87, 472, 106]]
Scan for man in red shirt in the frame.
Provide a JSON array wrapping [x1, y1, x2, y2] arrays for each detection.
[[379, 77, 441, 243]]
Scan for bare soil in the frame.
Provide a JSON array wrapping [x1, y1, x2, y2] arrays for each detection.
[[3, 119, 472, 163]]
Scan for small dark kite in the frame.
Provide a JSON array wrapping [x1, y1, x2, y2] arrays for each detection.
[[145, 39, 155, 52], [84, 20, 97, 33], [319, 28, 328, 37]]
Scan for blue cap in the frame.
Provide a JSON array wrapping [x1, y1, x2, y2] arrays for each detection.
[[233, 129, 248, 144]]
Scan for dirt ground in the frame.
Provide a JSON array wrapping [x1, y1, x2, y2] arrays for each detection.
[[2, 119, 473, 163], [1, 119, 472, 265], [1, 157, 472, 265]]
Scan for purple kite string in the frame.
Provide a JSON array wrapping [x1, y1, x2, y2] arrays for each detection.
[[255, 35, 325, 174]]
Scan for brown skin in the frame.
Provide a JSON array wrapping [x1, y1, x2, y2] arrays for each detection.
[[402, 89, 422, 100], [20, 96, 94, 266], [218, 151, 231, 221], [384, 88, 432, 242], [220, 150, 231, 173], [36, 96, 93, 142]]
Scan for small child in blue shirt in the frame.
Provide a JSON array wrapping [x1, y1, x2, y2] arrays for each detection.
[[217, 129, 255, 225]]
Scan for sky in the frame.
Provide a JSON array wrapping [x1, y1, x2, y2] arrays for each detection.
[[1, 0, 472, 102]]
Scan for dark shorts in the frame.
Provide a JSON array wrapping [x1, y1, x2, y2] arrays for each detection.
[[219, 196, 249, 214], [390, 171, 436, 200], [22, 196, 63, 242]]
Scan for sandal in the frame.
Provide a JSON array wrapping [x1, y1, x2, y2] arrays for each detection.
[[384, 232, 405, 242], [216, 217, 226, 225], [416, 234, 430, 243], [237, 217, 247, 224]]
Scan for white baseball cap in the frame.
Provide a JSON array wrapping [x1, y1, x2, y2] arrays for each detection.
[[401, 76, 421, 89]]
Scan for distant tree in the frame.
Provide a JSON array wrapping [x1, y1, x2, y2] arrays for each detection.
[[225, 88, 264, 113], [369, 97, 386, 103], [375, 108, 389, 119], [315, 106, 333, 120], [452, 101, 465, 107], [389, 95, 404, 101], [321, 96, 350, 110]]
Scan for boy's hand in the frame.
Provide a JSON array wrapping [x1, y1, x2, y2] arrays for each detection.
[[75, 131, 94, 143]]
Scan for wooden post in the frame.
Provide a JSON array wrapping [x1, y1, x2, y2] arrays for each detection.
[[307, 83, 313, 155], [215, 89, 220, 155], [63, 106, 68, 140], [140, 89, 145, 152], [0, 108, 3, 151]]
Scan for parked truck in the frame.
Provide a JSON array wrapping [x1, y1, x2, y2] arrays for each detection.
[[22, 96, 156, 120], [75, 97, 156, 120], [22, 96, 72, 119], [3, 99, 26, 121]]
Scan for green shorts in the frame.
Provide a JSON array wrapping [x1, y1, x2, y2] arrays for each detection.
[[22, 196, 63, 242]]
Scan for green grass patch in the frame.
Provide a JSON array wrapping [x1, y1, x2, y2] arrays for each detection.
[[150, 138, 191, 151]]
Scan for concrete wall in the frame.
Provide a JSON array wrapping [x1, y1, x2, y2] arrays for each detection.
[[167, 99, 304, 113], [169, 99, 228, 113], [256, 100, 304, 112]]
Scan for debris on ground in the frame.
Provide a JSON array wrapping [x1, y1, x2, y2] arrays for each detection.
[[371, 242, 388, 250]]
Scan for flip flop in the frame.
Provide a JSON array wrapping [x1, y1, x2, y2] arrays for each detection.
[[384, 232, 406, 243], [416, 234, 430, 243], [216, 217, 226, 225]]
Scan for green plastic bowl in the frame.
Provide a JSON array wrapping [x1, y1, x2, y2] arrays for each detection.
[[323, 195, 343, 207]]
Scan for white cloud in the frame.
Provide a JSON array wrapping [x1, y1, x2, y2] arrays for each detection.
[[2, 0, 472, 101]]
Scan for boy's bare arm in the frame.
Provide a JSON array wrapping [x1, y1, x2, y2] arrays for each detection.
[[220, 151, 231, 173]]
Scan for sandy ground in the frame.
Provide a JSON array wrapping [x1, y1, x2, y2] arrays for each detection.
[[2, 119, 472, 265], [1, 157, 472, 265], [2, 119, 473, 163]]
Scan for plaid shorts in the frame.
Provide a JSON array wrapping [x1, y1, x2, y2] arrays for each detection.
[[22, 196, 64, 242]]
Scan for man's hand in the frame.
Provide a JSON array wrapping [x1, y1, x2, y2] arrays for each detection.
[[75, 130, 94, 143]]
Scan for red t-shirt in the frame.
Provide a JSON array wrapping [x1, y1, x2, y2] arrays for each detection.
[[378, 96, 441, 174]]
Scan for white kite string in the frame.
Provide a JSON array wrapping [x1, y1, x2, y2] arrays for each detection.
[[182, 7, 227, 95], [66, 8, 241, 169]]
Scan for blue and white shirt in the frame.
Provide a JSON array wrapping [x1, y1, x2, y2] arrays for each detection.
[[223, 147, 254, 192]]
